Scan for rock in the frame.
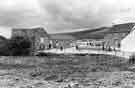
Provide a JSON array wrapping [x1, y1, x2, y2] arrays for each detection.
[[64, 82, 81, 88], [29, 71, 42, 78], [44, 74, 58, 80], [64, 84, 72, 88], [33, 82, 44, 87], [56, 78, 64, 82]]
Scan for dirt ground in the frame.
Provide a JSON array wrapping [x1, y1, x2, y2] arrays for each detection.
[[0, 55, 134, 88]]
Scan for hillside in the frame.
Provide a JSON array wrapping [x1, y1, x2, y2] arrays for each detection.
[[50, 23, 135, 40]]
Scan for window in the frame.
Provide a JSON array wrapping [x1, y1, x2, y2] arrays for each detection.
[[40, 37, 44, 43]]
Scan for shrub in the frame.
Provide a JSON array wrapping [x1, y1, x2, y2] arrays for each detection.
[[0, 40, 11, 56], [8, 36, 32, 56]]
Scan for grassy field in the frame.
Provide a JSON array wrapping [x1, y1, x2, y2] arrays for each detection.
[[0, 55, 133, 88]]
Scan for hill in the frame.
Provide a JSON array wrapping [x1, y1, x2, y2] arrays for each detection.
[[50, 23, 135, 40]]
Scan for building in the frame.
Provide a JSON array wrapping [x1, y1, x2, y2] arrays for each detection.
[[73, 25, 134, 51], [102, 25, 134, 51], [12, 27, 50, 55], [121, 26, 135, 52], [72, 39, 104, 50], [50, 34, 75, 49]]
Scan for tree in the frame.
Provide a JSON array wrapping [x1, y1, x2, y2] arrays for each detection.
[[9, 36, 32, 56]]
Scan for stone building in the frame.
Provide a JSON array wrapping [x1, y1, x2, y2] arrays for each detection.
[[11, 27, 50, 55]]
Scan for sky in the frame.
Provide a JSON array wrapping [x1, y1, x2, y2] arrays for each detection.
[[1, 0, 135, 38]]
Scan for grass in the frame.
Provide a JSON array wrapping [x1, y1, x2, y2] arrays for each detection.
[[0, 55, 133, 87], [0, 55, 129, 81]]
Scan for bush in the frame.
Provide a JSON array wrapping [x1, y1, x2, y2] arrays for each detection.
[[9, 36, 32, 56], [0, 40, 11, 56]]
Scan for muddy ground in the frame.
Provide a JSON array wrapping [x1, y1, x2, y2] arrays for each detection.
[[0, 55, 134, 88]]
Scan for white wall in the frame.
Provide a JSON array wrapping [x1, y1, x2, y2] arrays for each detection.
[[121, 30, 135, 52]]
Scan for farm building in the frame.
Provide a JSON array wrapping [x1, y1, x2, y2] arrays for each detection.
[[12, 27, 50, 55]]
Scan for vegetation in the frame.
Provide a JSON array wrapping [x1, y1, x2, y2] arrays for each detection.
[[0, 36, 10, 56], [0, 40, 10, 56], [0, 36, 32, 56], [0, 54, 132, 87], [8, 36, 32, 56]]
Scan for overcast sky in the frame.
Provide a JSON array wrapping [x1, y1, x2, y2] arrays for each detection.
[[0, 0, 135, 38]]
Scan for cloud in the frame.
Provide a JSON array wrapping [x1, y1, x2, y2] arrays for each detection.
[[0, 0, 135, 37], [0, 0, 45, 27], [40, 0, 135, 32]]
